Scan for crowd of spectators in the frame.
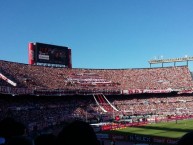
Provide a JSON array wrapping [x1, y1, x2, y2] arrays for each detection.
[[1, 60, 193, 144], [1, 93, 193, 135], [113, 95, 193, 116], [1, 60, 193, 95]]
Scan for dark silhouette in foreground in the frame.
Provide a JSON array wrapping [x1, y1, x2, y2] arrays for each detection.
[[57, 120, 99, 145], [178, 131, 193, 145]]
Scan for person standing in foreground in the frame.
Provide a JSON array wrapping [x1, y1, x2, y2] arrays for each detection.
[[57, 120, 99, 145]]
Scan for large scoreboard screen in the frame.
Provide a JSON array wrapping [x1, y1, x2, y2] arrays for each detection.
[[35, 43, 68, 65], [28, 42, 72, 68]]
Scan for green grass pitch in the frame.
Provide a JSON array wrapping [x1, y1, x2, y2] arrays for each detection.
[[103, 119, 193, 139]]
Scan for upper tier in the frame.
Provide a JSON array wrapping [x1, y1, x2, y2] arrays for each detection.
[[1, 60, 193, 95]]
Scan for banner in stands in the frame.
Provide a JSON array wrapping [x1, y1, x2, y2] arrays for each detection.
[[152, 137, 179, 145], [0, 73, 17, 86], [122, 88, 173, 95], [34, 89, 121, 96], [128, 134, 178, 145], [0, 87, 174, 96], [110, 134, 128, 141], [177, 90, 193, 94], [128, 134, 151, 143], [97, 133, 179, 145], [0, 86, 33, 95]]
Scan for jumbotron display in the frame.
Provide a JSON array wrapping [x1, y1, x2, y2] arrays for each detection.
[[28, 42, 72, 68]]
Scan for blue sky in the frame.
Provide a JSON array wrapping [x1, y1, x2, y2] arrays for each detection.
[[1, 0, 193, 70]]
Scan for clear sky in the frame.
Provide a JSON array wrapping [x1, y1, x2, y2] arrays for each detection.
[[1, 0, 193, 70]]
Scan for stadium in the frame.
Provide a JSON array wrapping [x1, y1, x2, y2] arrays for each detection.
[[1, 42, 193, 145]]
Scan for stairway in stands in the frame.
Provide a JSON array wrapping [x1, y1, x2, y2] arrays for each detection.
[[93, 94, 119, 113]]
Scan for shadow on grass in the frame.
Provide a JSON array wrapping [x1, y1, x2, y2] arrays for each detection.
[[129, 124, 193, 133], [101, 122, 193, 139]]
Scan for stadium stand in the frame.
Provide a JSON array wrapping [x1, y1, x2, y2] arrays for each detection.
[[1, 60, 193, 93], [1, 60, 193, 145]]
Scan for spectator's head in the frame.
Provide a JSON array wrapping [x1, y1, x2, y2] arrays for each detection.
[[34, 133, 56, 145], [57, 120, 99, 145], [0, 117, 26, 140], [0, 137, 5, 145], [5, 136, 33, 145], [178, 131, 193, 145]]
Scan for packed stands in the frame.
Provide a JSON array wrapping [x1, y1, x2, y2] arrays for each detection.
[[1, 60, 193, 145], [1, 60, 193, 96]]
